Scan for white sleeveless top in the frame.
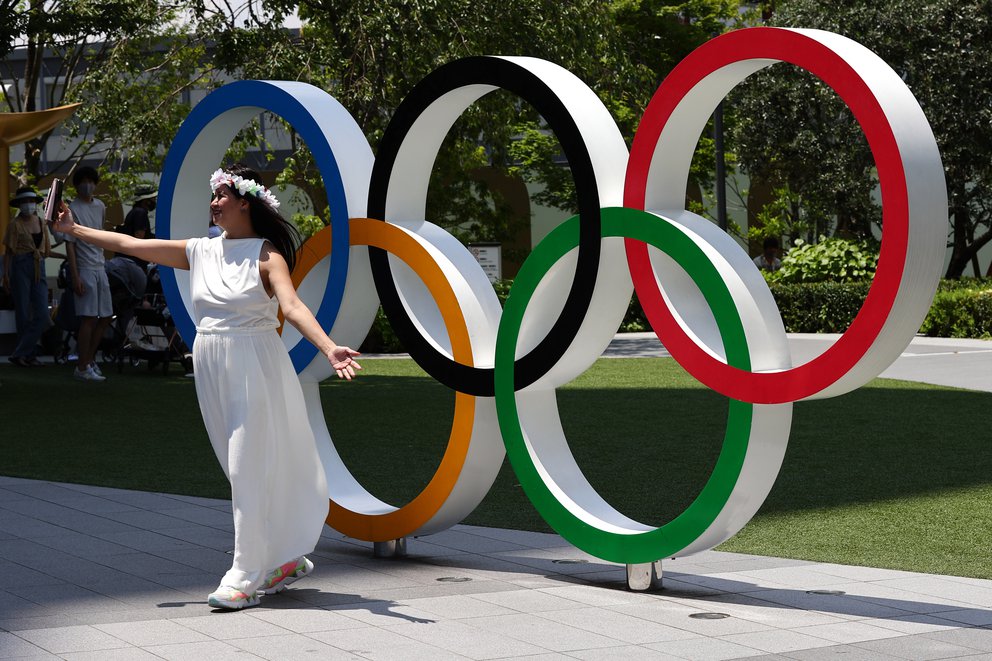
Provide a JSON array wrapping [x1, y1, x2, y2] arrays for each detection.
[[185, 236, 279, 333]]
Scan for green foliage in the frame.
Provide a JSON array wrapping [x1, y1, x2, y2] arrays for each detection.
[[767, 277, 992, 338], [920, 282, 992, 338], [2, 0, 225, 186], [768, 281, 870, 333], [736, 0, 992, 278], [771, 236, 879, 284]]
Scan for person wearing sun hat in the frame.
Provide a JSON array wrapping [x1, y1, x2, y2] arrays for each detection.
[[2, 186, 54, 367], [119, 185, 157, 270]]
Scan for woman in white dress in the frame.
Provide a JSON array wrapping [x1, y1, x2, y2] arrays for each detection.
[[52, 164, 361, 610]]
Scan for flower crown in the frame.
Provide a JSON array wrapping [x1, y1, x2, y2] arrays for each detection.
[[209, 169, 280, 211]]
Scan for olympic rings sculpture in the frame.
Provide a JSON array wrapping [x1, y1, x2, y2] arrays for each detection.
[[158, 27, 946, 565]]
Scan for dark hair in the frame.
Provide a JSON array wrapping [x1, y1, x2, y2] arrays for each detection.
[[763, 237, 780, 250], [224, 163, 301, 273], [72, 165, 100, 186]]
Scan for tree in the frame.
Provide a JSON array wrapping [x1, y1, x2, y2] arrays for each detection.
[[511, 0, 742, 214], [730, 0, 992, 278], [207, 0, 741, 245], [0, 0, 222, 198]]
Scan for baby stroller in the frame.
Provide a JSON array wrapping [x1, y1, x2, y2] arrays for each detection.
[[112, 262, 191, 374]]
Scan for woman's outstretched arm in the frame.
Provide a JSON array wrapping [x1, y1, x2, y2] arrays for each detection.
[[51, 203, 190, 270]]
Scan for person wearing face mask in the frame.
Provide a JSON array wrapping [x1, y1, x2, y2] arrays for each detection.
[[66, 166, 113, 382], [2, 187, 54, 367]]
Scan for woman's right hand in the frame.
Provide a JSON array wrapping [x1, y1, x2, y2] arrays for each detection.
[[50, 201, 74, 235]]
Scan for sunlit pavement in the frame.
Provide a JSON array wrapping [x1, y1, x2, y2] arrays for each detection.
[[2, 334, 991, 660]]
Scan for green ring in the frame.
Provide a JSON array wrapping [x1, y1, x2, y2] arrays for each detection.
[[494, 206, 753, 564]]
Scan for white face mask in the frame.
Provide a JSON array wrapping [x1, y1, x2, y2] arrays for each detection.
[[19, 202, 36, 216], [78, 182, 95, 197]]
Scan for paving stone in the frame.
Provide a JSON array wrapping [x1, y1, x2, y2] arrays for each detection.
[[645, 635, 766, 660], [0, 589, 59, 619], [854, 632, 982, 660], [415, 529, 531, 554], [567, 645, 685, 660], [930, 609, 992, 628], [0, 560, 67, 589], [14, 624, 130, 654], [61, 649, 164, 661], [8, 584, 131, 614], [229, 632, 364, 660], [717, 629, 837, 654], [93, 619, 213, 646], [142, 639, 260, 660], [451, 524, 564, 549], [100, 510, 210, 531], [610, 601, 775, 637], [783, 644, 906, 660], [537, 606, 699, 645], [380, 619, 548, 659], [93, 529, 203, 554], [0, 614, 81, 632], [471, 588, 587, 613], [0, 512, 71, 539], [0, 501, 134, 535], [307, 625, 471, 660], [400, 594, 519, 620], [791, 621, 906, 644], [172, 612, 294, 640], [458, 612, 618, 652], [867, 613, 967, 635], [923, 628, 992, 653], [0, 631, 57, 658], [246, 606, 365, 633], [30, 532, 136, 560], [151, 507, 234, 528]]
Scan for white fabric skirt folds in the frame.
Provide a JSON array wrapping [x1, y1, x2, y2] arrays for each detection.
[[192, 327, 329, 593]]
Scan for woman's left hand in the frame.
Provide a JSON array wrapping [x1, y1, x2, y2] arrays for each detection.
[[327, 346, 362, 380]]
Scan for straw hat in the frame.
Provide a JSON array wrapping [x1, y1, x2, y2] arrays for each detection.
[[9, 186, 44, 207]]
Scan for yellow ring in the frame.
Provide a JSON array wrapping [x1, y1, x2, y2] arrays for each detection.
[[292, 218, 476, 541]]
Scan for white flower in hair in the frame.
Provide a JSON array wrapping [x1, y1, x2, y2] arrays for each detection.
[[209, 169, 281, 210]]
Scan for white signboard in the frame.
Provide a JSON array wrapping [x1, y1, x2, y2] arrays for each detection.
[[469, 243, 502, 283]]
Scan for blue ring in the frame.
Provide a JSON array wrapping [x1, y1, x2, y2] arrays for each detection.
[[158, 80, 350, 372]]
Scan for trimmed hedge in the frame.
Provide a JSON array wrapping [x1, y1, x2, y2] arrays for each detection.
[[358, 277, 992, 353]]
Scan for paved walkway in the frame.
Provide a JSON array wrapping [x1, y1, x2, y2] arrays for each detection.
[[2, 334, 991, 660]]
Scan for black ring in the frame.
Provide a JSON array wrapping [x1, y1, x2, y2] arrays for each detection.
[[368, 56, 604, 396]]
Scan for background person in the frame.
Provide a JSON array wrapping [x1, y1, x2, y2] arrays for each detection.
[[2, 186, 54, 366], [50, 163, 361, 611], [119, 186, 156, 271], [754, 237, 782, 272], [66, 166, 113, 381]]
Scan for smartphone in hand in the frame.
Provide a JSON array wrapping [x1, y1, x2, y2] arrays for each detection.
[[45, 178, 64, 225]]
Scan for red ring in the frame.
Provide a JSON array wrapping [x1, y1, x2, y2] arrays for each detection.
[[625, 27, 908, 404]]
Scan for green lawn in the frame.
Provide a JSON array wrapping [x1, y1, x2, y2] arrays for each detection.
[[2, 357, 990, 578]]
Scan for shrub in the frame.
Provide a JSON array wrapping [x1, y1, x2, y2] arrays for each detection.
[[772, 236, 879, 284], [768, 282, 870, 333], [920, 285, 992, 339], [357, 277, 992, 352]]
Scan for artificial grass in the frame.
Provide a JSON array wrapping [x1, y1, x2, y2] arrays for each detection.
[[2, 357, 990, 578]]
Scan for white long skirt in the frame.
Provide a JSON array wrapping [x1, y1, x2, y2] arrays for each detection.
[[192, 328, 329, 593]]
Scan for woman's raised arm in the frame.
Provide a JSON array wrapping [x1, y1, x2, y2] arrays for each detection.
[[52, 202, 190, 270]]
